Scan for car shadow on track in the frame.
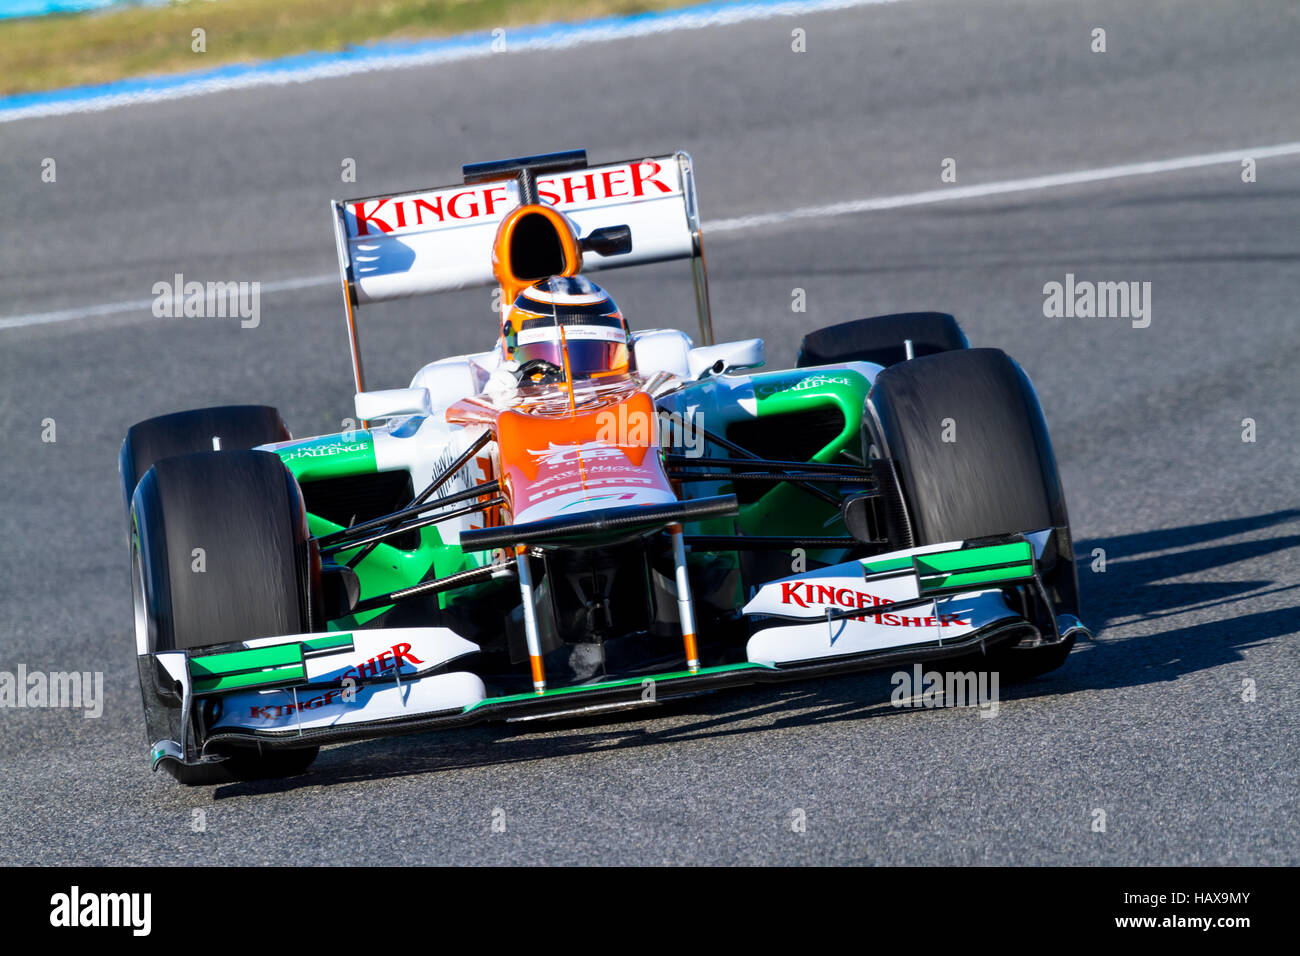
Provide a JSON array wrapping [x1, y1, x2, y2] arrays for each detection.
[[1058, 507, 1300, 690], [211, 510, 1300, 798], [211, 674, 915, 798]]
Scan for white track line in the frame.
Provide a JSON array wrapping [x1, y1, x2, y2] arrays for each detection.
[[4, 141, 1298, 332], [0, 275, 336, 331], [708, 140, 1300, 232]]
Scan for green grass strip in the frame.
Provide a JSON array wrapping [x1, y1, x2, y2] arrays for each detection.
[[0, 0, 701, 97]]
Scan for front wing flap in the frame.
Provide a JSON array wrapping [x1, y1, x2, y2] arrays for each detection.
[[741, 535, 1051, 666]]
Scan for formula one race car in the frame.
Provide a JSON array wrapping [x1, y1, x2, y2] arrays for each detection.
[[122, 149, 1090, 783]]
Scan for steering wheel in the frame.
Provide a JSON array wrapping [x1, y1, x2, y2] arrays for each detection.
[[515, 358, 566, 385]]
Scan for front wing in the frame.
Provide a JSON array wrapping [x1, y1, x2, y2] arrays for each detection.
[[141, 534, 1087, 772]]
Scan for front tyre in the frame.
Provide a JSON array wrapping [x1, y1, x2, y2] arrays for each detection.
[[120, 404, 291, 514], [797, 312, 967, 368], [866, 348, 1079, 680], [132, 450, 321, 783]]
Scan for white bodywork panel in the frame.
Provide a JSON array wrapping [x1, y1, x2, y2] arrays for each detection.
[[512, 475, 678, 525], [212, 627, 485, 732], [743, 542, 1023, 666], [212, 671, 485, 733], [631, 328, 693, 379], [369, 418, 493, 547]]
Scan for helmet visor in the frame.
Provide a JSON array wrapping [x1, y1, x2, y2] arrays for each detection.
[[513, 325, 629, 378]]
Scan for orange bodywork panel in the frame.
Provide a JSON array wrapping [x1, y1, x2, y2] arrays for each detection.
[[447, 384, 676, 526], [492, 203, 583, 317]]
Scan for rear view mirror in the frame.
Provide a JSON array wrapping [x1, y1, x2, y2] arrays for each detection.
[[580, 225, 633, 257], [355, 387, 433, 422], [688, 339, 765, 378]]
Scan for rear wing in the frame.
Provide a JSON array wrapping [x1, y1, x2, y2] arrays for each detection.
[[331, 150, 713, 392]]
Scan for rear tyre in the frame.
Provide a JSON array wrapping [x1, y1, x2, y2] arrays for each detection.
[[866, 348, 1078, 680], [132, 450, 321, 783], [796, 312, 967, 368]]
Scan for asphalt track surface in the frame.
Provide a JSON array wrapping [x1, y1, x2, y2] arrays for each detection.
[[1, 0, 1298, 865]]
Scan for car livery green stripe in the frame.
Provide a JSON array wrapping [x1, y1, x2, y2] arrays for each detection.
[[192, 665, 308, 693], [914, 541, 1035, 594], [913, 541, 1033, 575], [862, 541, 1036, 592], [275, 431, 377, 482], [861, 554, 914, 574], [919, 565, 1035, 593], [189, 643, 309, 694], [189, 644, 303, 675], [188, 634, 356, 693], [302, 633, 354, 653]]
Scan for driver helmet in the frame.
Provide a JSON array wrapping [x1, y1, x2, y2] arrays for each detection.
[[503, 276, 629, 381]]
